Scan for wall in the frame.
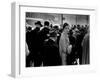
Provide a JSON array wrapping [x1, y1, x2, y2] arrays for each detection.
[[26, 13, 89, 28]]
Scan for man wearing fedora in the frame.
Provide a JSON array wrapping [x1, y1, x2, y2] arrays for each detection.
[[37, 21, 50, 65], [26, 21, 43, 67]]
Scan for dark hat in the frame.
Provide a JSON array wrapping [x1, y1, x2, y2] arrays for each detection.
[[44, 21, 50, 26], [53, 25, 59, 31], [35, 21, 42, 27]]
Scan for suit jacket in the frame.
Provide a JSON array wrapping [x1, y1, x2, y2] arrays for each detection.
[[26, 27, 40, 53], [38, 27, 50, 49]]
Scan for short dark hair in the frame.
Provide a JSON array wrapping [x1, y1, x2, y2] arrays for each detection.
[[44, 21, 50, 26]]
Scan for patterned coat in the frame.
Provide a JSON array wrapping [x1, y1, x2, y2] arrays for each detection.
[[59, 29, 70, 65]]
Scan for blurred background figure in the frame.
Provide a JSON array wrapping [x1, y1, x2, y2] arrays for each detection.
[[26, 27, 32, 67], [67, 28, 76, 65], [82, 32, 90, 64]]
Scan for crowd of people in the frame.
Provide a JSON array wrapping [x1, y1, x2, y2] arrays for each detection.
[[26, 20, 90, 67]]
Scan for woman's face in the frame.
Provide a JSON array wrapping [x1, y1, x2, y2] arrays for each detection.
[[64, 26, 70, 32]]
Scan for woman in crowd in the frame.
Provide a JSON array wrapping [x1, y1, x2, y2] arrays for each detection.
[[59, 23, 71, 65]]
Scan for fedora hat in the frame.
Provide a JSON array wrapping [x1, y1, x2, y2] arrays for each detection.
[[35, 21, 42, 27]]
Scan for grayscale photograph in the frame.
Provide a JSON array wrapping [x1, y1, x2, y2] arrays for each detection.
[[25, 12, 90, 67]]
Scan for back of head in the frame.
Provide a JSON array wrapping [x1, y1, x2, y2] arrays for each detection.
[[53, 25, 59, 30], [44, 21, 50, 27]]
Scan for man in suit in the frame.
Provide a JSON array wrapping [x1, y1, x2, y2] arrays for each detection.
[[37, 21, 50, 63], [26, 21, 43, 67]]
